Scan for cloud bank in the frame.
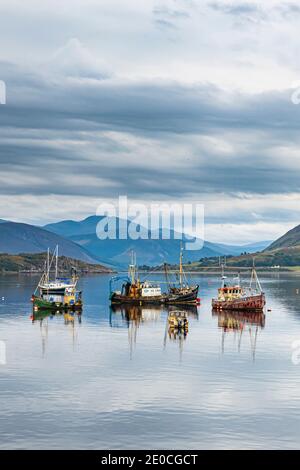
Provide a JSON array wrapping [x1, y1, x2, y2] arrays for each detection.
[[0, 0, 300, 243]]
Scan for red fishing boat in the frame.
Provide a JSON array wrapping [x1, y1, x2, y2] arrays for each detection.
[[212, 265, 266, 312]]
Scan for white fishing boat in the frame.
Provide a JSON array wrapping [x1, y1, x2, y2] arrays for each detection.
[[31, 246, 82, 311]]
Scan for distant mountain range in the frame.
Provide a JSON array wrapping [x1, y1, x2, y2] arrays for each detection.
[[44, 215, 272, 266], [0, 221, 98, 264], [0, 216, 276, 267]]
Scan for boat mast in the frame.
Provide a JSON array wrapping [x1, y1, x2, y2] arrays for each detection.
[[250, 258, 262, 293], [55, 245, 58, 280], [164, 263, 171, 289], [179, 242, 183, 288], [47, 247, 50, 283], [128, 251, 136, 284], [221, 261, 226, 288]]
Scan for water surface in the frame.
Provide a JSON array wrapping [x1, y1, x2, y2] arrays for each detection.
[[0, 272, 300, 449]]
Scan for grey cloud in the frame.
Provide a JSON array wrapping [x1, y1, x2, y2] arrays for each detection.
[[153, 6, 191, 20], [208, 1, 300, 23], [1, 60, 300, 204], [209, 2, 260, 16], [154, 18, 178, 30], [3, 61, 300, 135], [277, 2, 300, 19], [152, 1, 192, 32]]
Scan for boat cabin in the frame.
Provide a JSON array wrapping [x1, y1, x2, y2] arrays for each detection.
[[218, 285, 244, 301], [141, 282, 161, 298]]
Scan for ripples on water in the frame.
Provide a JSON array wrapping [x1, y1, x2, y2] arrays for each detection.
[[0, 273, 300, 449]]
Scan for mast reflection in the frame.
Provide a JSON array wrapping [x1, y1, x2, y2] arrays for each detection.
[[110, 304, 198, 358], [30, 309, 82, 355], [212, 309, 265, 361]]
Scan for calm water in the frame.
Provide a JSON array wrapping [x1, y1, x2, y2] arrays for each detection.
[[0, 272, 300, 450]]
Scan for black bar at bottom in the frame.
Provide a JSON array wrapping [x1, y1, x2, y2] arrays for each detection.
[[0, 450, 299, 465]]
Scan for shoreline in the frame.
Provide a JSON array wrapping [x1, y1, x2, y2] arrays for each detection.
[[115, 267, 300, 275], [0, 270, 113, 275]]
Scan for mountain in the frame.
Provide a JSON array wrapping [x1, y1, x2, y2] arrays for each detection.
[[48, 217, 222, 264], [0, 252, 112, 273], [44, 216, 271, 266], [0, 221, 99, 263], [45, 216, 103, 237], [266, 224, 300, 251]]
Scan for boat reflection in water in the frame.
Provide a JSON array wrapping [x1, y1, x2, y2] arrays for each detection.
[[110, 304, 163, 358], [163, 308, 193, 360], [110, 304, 198, 358], [212, 309, 266, 360], [110, 304, 162, 326], [30, 309, 82, 355]]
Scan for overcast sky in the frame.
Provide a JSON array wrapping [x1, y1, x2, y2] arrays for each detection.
[[1, 0, 300, 243]]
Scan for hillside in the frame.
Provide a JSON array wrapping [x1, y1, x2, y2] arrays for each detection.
[[44, 215, 271, 266], [182, 245, 300, 270], [0, 222, 99, 264], [0, 252, 112, 273], [267, 224, 300, 250]]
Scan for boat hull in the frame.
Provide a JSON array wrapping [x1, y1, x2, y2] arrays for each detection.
[[212, 293, 266, 312], [166, 286, 199, 305], [110, 285, 199, 306], [110, 293, 166, 305], [32, 295, 82, 312]]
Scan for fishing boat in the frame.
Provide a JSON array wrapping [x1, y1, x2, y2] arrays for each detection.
[[168, 310, 189, 331], [110, 252, 166, 305], [163, 309, 191, 358], [31, 246, 82, 311], [212, 263, 266, 312], [163, 244, 199, 304], [109, 249, 199, 305]]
